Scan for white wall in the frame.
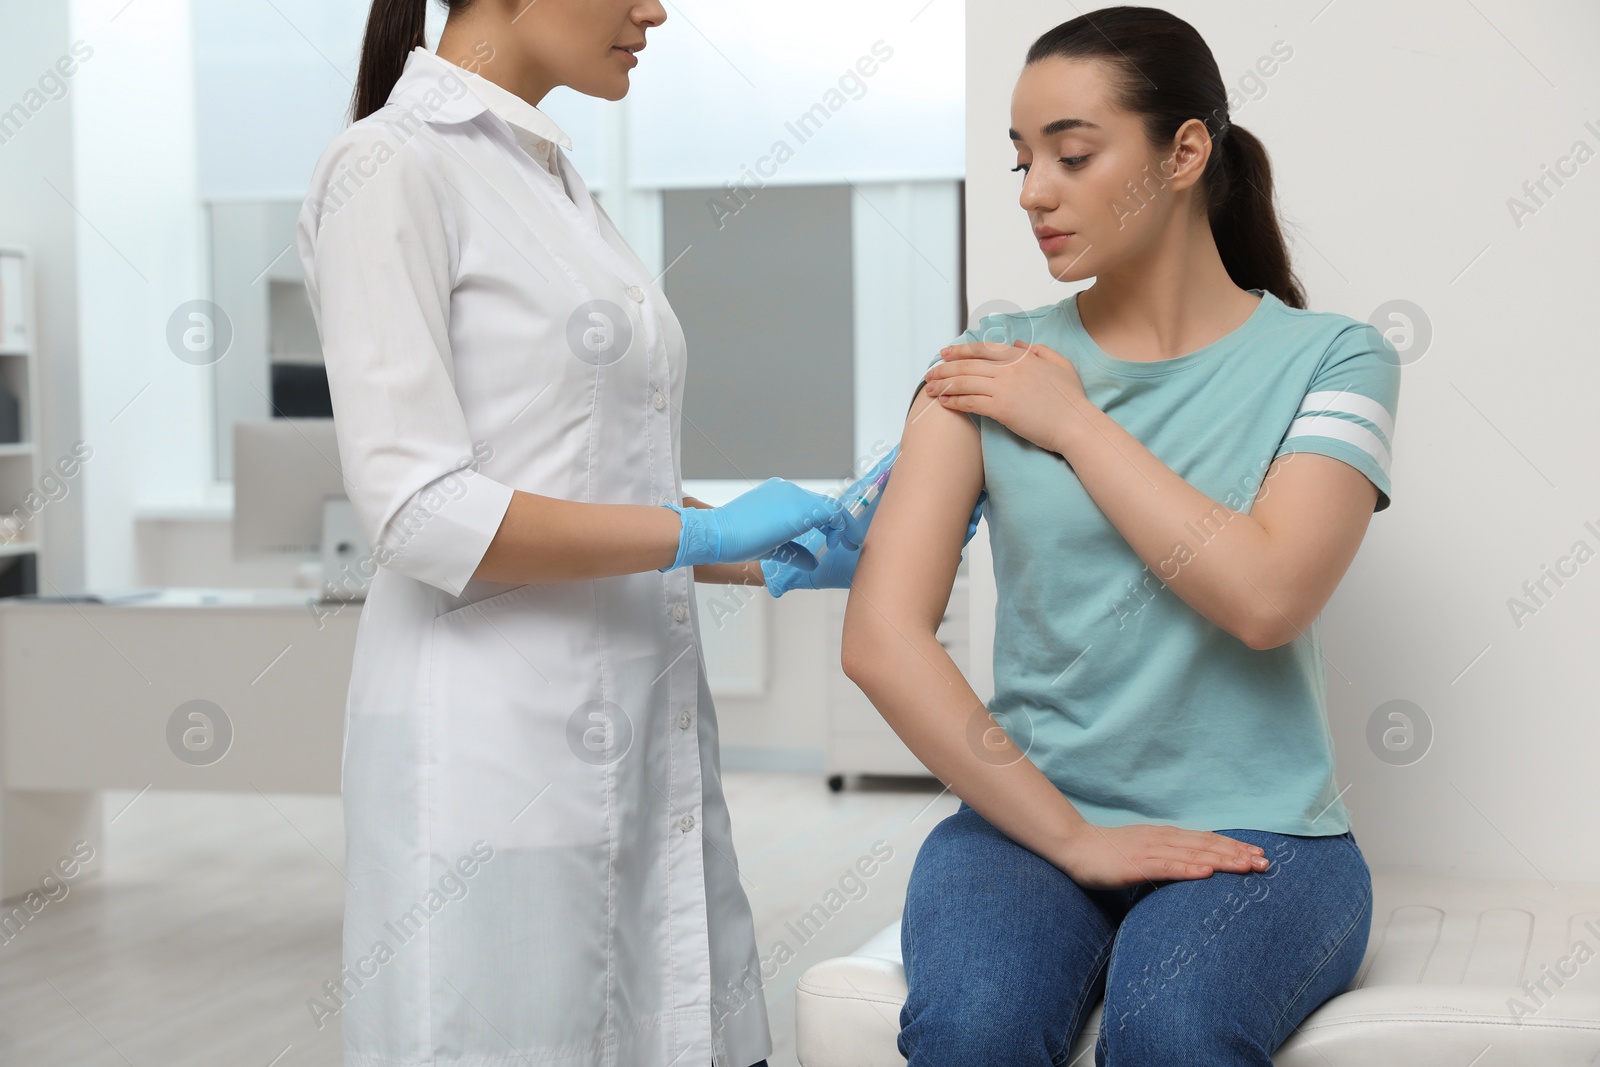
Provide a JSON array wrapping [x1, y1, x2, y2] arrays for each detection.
[[965, 0, 1600, 881], [70, 0, 210, 587], [622, 0, 962, 188]]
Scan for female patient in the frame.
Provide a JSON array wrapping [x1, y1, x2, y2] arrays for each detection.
[[842, 6, 1400, 1065]]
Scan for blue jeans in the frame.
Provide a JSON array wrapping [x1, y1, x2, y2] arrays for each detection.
[[898, 803, 1372, 1066]]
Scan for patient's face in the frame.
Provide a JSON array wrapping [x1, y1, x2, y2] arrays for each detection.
[[1009, 56, 1194, 284]]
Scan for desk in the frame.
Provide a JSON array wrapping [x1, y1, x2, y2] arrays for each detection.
[[0, 589, 359, 901], [0, 583, 774, 902]]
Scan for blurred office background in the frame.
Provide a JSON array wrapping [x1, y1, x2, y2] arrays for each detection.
[[1, 2, 971, 1063]]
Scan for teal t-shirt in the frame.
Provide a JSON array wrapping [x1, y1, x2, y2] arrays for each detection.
[[947, 288, 1400, 836]]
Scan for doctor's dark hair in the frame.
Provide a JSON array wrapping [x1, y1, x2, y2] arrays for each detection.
[[1026, 6, 1306, 310], [352, 0, 473, 122]]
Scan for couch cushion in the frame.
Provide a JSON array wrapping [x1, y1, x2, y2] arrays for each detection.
[[795, 872, 1600, 1065]]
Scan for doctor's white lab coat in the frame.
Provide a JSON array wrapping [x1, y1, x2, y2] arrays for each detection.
[[296, 46, 771, 1067]]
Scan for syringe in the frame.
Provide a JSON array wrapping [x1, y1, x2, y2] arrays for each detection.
[[811, 463, 892, 561]]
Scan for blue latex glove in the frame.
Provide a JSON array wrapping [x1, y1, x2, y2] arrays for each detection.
[[762, 480, 987, 597], [659, 477, 850, 571], [768, 446, 898, 569]]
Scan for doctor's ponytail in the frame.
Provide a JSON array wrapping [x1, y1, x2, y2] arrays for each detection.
[[352, 0, 473, 122], [1026, 6, 1307, 310]]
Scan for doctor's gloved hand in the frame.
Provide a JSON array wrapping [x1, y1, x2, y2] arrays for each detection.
[[822, 445, 898, 553], [757, 446, 897, 590], [762, 487, 988, 597], [658, 477, 849, 572], [763, 443, 900, 573]]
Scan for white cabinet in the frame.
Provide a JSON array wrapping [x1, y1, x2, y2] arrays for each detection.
[[822, 572, 969, 790]]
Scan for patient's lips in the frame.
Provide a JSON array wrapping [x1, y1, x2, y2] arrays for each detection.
[[1034, 224, 1075, 253]]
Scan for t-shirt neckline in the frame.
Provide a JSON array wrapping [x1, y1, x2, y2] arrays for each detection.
[[1064, 288, 1275, 378]]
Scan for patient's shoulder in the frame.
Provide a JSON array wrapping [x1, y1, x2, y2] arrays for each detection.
[[911, 301, 1065, 420], [904, 373, 984, 441], [961, 300, 1065, 348]]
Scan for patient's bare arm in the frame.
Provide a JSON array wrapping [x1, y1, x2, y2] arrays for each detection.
[[841, 386, 1267, 888], [841, 389, 1090, 865]]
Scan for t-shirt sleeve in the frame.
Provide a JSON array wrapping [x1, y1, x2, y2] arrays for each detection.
[[1273, 322, 1402, 512]]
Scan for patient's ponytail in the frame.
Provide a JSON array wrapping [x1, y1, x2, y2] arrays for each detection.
[[351, 0, 473, 122]]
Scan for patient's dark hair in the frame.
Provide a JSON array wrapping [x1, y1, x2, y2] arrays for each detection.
[[1027, 6, 1306, 309]]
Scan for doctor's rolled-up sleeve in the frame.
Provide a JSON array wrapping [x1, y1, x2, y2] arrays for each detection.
[[296, 125, 515, 599]]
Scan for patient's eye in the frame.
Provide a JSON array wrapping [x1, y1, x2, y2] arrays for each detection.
[[1013, 156, 1088, 173]]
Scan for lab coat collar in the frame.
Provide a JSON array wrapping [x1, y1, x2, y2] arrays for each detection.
[[387, 46, 602, 238], [389, 46, 573, 154]]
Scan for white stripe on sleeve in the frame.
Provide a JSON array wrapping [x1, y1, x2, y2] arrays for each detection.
[[1296, 389, 1395, 444], [1282, 414, 1392, 476]]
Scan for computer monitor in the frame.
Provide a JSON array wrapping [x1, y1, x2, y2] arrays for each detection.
[[232, 419, 372, 600]]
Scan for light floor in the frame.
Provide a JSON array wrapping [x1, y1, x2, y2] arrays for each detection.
[[0, 772, 957, 1067]]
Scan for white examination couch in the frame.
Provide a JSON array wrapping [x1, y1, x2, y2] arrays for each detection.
[[796, 871, 1600, 1064]]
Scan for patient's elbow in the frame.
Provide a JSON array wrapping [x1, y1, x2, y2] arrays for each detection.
[[840, 605, 888, 687], [840, 625, 872, 686], [1243, 627, 1283, 652], [1240, 610, 1295, 651]]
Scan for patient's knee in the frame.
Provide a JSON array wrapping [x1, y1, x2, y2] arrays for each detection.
[[1098, 998, 1268, 1066], [898, 990, 1067, 1067]]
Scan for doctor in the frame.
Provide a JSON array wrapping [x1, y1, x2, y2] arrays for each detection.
[[295, 2, 898, 1066]]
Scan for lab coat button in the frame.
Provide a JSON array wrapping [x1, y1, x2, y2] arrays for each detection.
[[652, 390, 667, 411], [679, 813, 695, 833], [678, 711, 692, 730], [672, 602, 689, 623], [626, 286, 645, 303]]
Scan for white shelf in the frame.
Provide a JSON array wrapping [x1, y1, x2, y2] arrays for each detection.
[[0, 247, 41, 594]]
